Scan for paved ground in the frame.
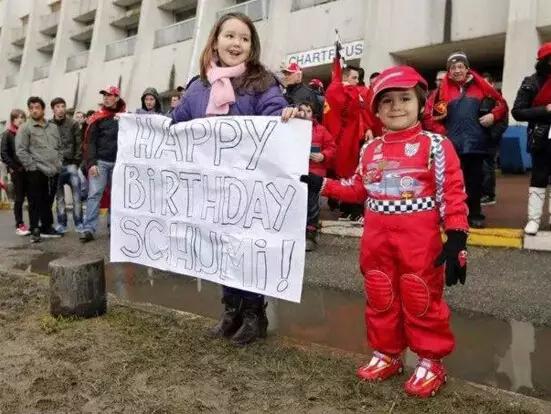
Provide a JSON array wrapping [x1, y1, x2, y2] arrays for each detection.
[[1, 210, 550, 327]]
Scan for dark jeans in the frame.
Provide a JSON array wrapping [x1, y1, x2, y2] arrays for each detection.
[[26, 170, 58, 232], [530, 142, 551, 188], [10, 169, 27, 227], [460, 154, 484, 220], [482, 150, 497, 198], [222, 286, 264, 301], [307, 186, 320, 231], [340, 202, 363, 218]]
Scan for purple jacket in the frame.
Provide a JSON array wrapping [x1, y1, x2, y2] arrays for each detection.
[[171, 78, 288, 122]]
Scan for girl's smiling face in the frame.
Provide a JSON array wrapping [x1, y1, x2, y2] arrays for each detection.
[[215, 18, 252, 67], [376, 88, 420, 131]]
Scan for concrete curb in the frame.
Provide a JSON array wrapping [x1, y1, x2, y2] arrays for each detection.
[[320, 220, 551, 251]]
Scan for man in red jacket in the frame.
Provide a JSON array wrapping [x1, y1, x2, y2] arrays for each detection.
[[423, 52, 507, 228], [323, 45, 368, 220]]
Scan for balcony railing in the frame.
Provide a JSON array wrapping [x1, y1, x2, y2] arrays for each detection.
[[217, 0, 270, 22], [71, 23, 95, 42], [66, 51, 89, 72], [5, 74, 18, 89], [37, 37, 56, 53], [105, 36, 137, 61], [40, 11, 60, 35], [11, 27, 26, 46], [74, 0, 98, 23], [8, 49, 23, 63], [154, 18, 195, 48], [157, 0, 196, 11], [291, 0, 337, 11], [33, 64, 50, 81], [113, 0, 142, 7]]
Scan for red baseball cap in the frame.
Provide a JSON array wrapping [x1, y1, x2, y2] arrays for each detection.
[[370, 66, 428, 113], [309, 78, 324, 89], [537, 42, 551, 60], [282, 62, 302, 73], [99, 85, 120, 96]]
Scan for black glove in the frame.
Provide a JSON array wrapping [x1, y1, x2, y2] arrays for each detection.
[[300, 173, 324, 193], [435, 230, 468, 287]]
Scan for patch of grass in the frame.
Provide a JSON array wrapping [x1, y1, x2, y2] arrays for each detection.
[[38, 314, 80, 335]]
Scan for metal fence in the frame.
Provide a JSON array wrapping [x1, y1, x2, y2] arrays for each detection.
[[154, 18, 196, 48], [217, 0, 270, 22], [5, 74, 17, 89], [105, 36, 137, 61], [33, 64, 50, 81], [66, 51, 89, 72], [291, 0, 337, 11]]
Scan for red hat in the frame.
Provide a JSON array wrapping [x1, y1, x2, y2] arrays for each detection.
[[309, 78, 324, 89], [99, 85, 120, 96], [282, 63, 302, 73], [370, 66, 428, 113], [537, 42, 551, 60]]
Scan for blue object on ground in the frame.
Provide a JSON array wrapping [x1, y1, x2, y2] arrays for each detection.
[[499, 125, 532, 173]]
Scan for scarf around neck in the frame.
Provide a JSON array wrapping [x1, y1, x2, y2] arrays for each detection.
[[206, 60, 247, 115]]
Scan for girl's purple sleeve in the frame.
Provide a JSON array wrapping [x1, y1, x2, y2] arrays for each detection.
[[171, 96, 191, 123], [255, 85, 288, 116]]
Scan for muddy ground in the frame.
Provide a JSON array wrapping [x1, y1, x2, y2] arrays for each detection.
[[1, 269, 549, 414]]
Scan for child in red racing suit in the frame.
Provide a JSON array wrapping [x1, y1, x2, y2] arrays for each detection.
[[301, 66, 469, 398]]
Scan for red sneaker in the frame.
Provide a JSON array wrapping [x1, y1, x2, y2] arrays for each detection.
[[404, 358, 447, 398], [356, 351, 403, 381]]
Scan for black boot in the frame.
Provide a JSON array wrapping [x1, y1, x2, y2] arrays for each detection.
[[209, 294, 243, 338], [231, 297, 268, 346]]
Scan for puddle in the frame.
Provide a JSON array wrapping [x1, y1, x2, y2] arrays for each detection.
[[15, 253, 551, 401]]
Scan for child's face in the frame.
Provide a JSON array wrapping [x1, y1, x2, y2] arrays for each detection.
[[215, 18, 252, 67], [376, 88, 420, 131], [299, 105, 313, 120]]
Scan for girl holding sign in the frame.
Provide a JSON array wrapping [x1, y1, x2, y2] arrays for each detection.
[[302, 66, 469, 398], [172, 13, 299, 346]]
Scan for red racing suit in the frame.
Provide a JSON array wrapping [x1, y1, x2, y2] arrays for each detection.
[[322, 122, 468, 359]]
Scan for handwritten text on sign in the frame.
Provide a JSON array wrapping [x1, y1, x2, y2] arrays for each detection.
[[110, 114, 310, 302]]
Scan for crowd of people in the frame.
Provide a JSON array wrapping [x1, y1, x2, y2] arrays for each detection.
[[2, 10, 551, 399]]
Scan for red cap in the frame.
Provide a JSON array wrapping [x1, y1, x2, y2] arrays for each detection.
[[370, 66, 428, 113], [309, 78, 324, 89], [537, 42, 551, 60], [282, 63, 302, 73], [99, 85, 120, 96]]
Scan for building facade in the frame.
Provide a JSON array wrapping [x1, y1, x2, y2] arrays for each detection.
[[0, 0, 549, 124]]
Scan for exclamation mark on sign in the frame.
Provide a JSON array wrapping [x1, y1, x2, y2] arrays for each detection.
[[277, 240, 295, 292]]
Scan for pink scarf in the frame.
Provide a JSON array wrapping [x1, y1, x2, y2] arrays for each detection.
[[206, 60, 246, 115]]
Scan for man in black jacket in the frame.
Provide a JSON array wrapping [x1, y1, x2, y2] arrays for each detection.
[[281, 63, 322, 120], [1, 109, 29, 235], [51, 97, 83, 232], [512, 43, 551, 235], [80, 86, 126, 243]]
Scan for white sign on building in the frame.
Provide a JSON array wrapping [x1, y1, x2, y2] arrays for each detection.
[[285, 40, 364, 68], [110, 114, 311, 303]]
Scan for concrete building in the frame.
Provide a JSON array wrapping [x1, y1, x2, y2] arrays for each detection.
[[0, 0, 549, 125]]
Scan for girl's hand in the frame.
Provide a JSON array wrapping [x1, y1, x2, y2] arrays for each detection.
[[310, 153, 325, 163], [281, 107, 300, 122]]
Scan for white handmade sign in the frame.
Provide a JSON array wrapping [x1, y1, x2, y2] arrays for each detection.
[[110, 114, 311, 303]]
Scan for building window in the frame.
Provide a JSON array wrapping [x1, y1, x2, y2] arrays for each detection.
[[291, 0, 337, 12]]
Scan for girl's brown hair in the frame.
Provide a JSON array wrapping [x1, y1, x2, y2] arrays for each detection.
[[199, 12, 275, 93], [10, 109, 26, 122]]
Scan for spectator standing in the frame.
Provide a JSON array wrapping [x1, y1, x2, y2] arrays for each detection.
[[281, 63, 322, 120], [135, 87, 162, 114], [298, 101, 336, 252], [512, 43, 551, 235], [165, 93, 181, 117], [80, 86, 126, 243], [324, 43, 368, 220], [424, 52, 507, 228], [171, 12, 299, 346], [51, 97, 83, 232], [308, 78, 325, 115], [16, 97, 63, 242], [1, 109, 29, 235]]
